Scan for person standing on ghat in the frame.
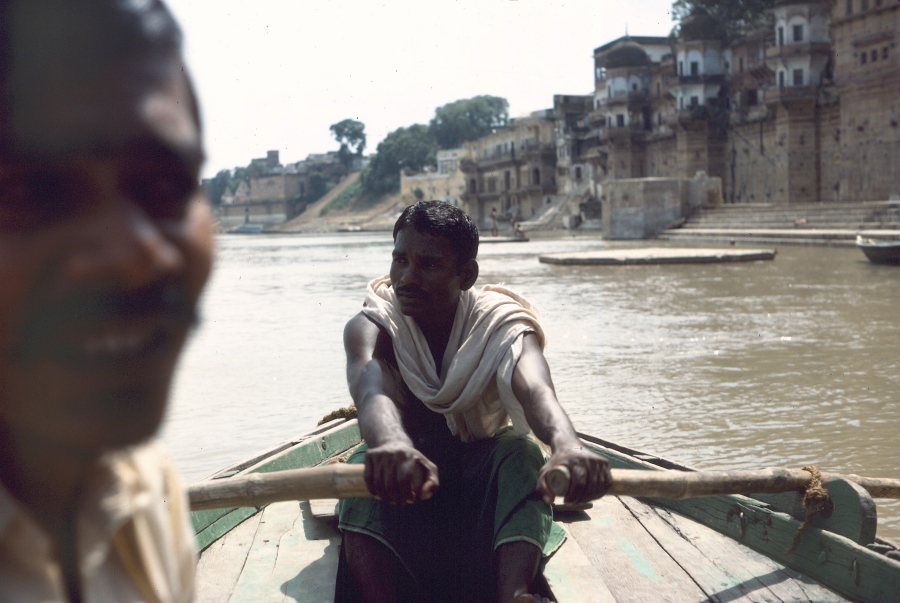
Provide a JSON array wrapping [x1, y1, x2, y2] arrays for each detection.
[[0, 1, 213, 601]]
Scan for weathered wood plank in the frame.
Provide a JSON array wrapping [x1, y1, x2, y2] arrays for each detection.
[[190, 421, 360, 551], [227, 501, 340, 603], [619, 497, 848, 603], [579, 437, 900, 603], [651, 505, 849, 603], [543, 523, 617, 603], [277, 502, 342, 602], [206, 419, 351, 479], [194, 506, 261, 553], [567, 496, 710, 602], [309, 498, 339, 522], [194, 511, 263, 603], [244, 420, 362, 476], [648, 492, 900, 603], [192, 507, 233, 535]]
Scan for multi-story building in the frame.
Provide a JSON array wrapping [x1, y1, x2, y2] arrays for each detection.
[[459, 111, 559, 227], [399, 147, 473, 209], [566, 0, 899, 205]]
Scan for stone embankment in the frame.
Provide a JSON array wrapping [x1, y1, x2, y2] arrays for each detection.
[[657, 201, 900, 246]]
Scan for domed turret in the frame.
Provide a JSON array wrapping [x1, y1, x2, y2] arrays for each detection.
[[600, 41, 651, 69]]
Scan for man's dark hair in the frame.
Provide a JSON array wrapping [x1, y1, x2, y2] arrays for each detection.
[[0, 0, 197, 151], [393, 200, 479, 265]]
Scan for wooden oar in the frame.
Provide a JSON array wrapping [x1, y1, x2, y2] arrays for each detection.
[[545, 466, 900, 501], [187, 464, 900, 511]]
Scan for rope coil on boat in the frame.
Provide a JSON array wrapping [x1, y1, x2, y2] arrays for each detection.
[[787, 465, 834, 553], [318, 405, 358, 425]]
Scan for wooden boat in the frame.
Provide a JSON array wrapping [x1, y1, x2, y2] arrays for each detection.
[[190, 418, 900, 603], [856, 233, 900, 265], [228, 224, 265, 234]]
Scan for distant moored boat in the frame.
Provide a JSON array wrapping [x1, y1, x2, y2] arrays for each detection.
[[856, 233, 900, 265]]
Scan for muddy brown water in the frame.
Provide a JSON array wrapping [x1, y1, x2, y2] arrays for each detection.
[[163, 233, 900, 539]]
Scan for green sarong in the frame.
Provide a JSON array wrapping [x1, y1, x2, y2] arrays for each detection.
[[337, 426, 564, 602]]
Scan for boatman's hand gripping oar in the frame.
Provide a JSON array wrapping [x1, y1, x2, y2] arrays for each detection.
[[186, 464, 900, 511]]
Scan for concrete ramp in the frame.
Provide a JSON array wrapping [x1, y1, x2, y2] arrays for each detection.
[[539, 247, 776, 265]]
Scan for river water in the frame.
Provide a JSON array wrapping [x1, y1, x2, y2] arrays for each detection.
[[161, 233, 900, 539]]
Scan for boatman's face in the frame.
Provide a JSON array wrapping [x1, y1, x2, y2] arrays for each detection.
[[390, 227, 476, 327], [0, 5, 213, 454]]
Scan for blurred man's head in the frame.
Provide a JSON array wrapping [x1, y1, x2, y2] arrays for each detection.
[[0, 0, 213, 455]]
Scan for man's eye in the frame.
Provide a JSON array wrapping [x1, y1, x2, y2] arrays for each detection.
[[0, 170, 81, 229], [124, 171, 196, 219]]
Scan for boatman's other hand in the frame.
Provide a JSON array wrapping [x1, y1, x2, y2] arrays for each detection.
[[364, 442, 439, 505], [537, 447, 611, 505]]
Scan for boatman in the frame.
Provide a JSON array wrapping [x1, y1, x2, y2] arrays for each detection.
[[338, 200, 611, 603], [0, 1, 212, 601]]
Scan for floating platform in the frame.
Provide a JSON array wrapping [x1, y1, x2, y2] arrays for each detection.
[[481, 236, 530, 243], [539, 247, 776, 265]]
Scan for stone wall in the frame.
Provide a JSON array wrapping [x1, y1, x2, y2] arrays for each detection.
[[218, 201, 288, 228], [603, 173, 722, 239]]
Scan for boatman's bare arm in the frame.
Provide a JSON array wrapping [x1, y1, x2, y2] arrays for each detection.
[[343, 312, 439, 504], [511, 333, 612, 505]]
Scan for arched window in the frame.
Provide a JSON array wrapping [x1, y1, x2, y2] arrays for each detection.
[[532, 168, 541, 186]]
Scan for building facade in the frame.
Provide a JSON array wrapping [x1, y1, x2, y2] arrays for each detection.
[[568, 0, 899, 205], [459, 112, 560, 228]]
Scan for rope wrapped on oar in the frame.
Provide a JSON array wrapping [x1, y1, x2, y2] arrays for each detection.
[[187, 464, 900, 511], [786, 465, 834, 553]]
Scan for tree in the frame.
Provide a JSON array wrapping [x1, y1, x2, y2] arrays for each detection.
[[361, 124, 436, 195], [671, 0, 774, 43], [307, 171, 329, 201], [207, 169, 231, 205], [429, 95, 509, 150], [330, 119, 367, 169]]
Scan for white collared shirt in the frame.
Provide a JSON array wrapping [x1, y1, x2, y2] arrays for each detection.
[[0, 440, 196, 603]]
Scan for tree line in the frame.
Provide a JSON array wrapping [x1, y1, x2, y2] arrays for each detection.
[[207, 0, 774, 205]]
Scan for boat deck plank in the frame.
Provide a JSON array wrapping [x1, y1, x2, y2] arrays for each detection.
[[194, 511, 263, 603], [218, 501, 340, 603], [619, 498, 849, 603], [565, 496, 710, 602], [543, 523, 618, 603]]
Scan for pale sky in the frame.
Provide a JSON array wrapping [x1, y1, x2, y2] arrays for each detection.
[[165, 0, 678, 178]]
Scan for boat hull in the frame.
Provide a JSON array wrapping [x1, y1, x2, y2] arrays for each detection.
[[190, 419, 900, 603], [857, 235, 900, 265]]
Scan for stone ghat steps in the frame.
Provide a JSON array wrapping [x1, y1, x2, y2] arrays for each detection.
[[658, 202, 900, 245], [681, 202, 900, 230]]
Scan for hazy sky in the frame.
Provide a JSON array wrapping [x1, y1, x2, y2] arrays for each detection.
[[165, 0, 677, 178]]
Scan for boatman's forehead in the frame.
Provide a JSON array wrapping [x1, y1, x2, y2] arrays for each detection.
[[0, 0, 201, 163]]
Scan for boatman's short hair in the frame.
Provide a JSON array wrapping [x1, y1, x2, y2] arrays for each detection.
[[393, 200, 479, 266]]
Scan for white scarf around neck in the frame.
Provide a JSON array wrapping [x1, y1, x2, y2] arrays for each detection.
[[361, 275, 545, 442]]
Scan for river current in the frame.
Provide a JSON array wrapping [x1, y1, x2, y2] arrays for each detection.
[[161, 233, 900, 539]]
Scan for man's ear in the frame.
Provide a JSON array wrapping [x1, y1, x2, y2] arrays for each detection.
[[459, 259, 479, 291]]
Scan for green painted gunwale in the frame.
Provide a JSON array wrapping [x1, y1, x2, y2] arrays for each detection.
[[190, 419, 900, 603]]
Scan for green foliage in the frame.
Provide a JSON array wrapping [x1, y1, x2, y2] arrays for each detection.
[[307, 172, 329, 201], [207, 169, 231, 205], [360, 124, 436, 195], [429, 95, 509, 150], [320, 176, 363, 215], [233, 160, 268, 183], [330, 119, 367, 169], [671, 0, 774, 42]]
